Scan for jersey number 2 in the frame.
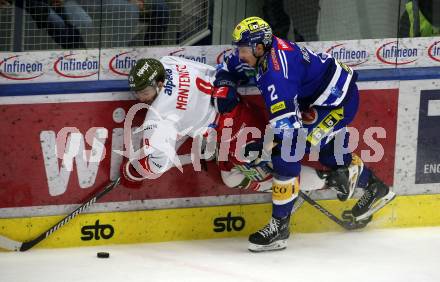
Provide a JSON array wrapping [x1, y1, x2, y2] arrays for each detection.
[[268, 84, 278, 101]]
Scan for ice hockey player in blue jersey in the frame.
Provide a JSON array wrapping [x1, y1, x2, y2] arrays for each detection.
[[212, 17, 396, 252]]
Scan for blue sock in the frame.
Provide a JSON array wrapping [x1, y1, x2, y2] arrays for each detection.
[[272, 198, 296, 218], [357, 167, 372, 188]]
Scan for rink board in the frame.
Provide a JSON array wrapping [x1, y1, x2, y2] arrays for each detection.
[[0, 89, 398, 214], [1, 37, 440, 250], [1, 193, 440, 250], [1, 37, 440, 84]]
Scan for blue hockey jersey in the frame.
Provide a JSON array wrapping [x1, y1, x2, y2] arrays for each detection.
[[217, 36, 358, 125]]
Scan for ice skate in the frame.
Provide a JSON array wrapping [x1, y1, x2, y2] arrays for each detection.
[[248, 215, 290, 252], [351, 174, 396, 221]]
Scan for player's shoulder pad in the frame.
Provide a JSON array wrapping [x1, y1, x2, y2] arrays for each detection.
[[272, 37, 306, 63]]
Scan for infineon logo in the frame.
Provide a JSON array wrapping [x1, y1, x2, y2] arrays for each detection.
[[376, 41, 418, 65], [169, 48, 207, 64], [0, 55, 44, 80], [326, 44, 368, 67], [428, 40, 440, 63], [54, 53, 99, 78], [109, 51, 137, 76]]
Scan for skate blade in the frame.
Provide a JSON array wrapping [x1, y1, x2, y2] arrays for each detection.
[[355, 191, 396, 221], [248, 240, 288, 252]]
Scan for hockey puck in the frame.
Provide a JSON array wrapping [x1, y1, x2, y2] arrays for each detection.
[[97, 252, 110, 258]]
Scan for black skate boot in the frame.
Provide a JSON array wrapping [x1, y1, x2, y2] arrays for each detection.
[[351, 174, 396, 221], [248, 215, 290, 252], [324, 167, 350, 201], [325, 154, 364, 202]]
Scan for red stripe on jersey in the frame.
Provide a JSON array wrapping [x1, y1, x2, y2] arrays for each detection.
[[195, 77, 213, 95], [275, 36, 293, 51]]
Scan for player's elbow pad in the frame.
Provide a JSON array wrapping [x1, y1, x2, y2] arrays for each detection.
[[138, 118, 178, 177]]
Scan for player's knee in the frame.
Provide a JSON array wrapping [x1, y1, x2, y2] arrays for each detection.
[[220, 169, 246, 188], [272, 156, 300, 178]]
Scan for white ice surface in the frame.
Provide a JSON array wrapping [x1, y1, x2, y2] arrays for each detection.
[[1, 226, 440, 282]]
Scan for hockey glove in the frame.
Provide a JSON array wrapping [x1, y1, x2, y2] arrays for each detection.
[[211, 71, 239, 114], [120, 158, 148, 189]]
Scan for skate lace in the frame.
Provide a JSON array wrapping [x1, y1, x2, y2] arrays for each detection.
[[258, 217, 279, 238], [357, 190, 373, 208]]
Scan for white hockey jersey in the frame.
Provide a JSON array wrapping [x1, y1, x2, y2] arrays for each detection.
[[139, 56, 217, 177]]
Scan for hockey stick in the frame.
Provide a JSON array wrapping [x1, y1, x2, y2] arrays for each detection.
[[291, 191, 306, 214], [298, 190, 362, 230], [0, 177, 120, 252]]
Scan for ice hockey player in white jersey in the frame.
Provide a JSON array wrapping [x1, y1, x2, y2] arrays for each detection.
[[120, 56, 217, 185]]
